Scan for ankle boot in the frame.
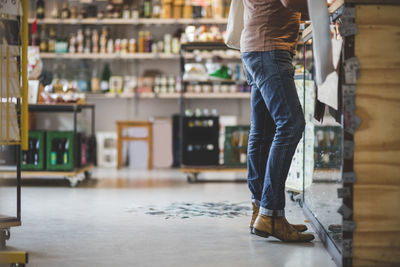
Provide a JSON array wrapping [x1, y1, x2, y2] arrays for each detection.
[[250, 204, 308, 233], [253, 214, 314, 242]]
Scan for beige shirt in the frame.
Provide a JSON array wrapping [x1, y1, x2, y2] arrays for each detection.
[[240, 0, 301, 53]]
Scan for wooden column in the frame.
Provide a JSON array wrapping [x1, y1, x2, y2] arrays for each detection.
[[353, 5, 400, 267]]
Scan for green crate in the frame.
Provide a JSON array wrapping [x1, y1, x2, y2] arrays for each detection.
[[21, 131, 46, 171], [224, 125, 250, 167], [46, 131, 75, 171]]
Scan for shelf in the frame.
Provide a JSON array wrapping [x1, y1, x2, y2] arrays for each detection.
[[181, 166, 247, 173], [28, 18, 228, 25], [28, 103, 94, 112], [0, 164, 94, 178], [86, 92, 250, 99], [39, 52, 180, 60], [184, 92, 250, 99], [181, 42, 229, 51], [0, 216, 21, 228]]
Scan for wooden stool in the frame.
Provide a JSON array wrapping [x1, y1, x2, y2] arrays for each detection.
[[116, 121, 153, 169]]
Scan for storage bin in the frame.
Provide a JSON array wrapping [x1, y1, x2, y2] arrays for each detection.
[[46, 131, 75, 171], [223, 125, 250, 167], [21, 131, 46, 171]]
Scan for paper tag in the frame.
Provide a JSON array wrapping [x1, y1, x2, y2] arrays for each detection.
[[343, 85, 356, 96], [345, 114, 362, 134], [344, 57, 360, 71], [338, 204, 353, 219], [343, 221, 357, 232], [344, 140, 354, 159], [342, 172, 357, 183], [342, 239, 353, 258], [342, 7, 356, 19], [344, 94, 356, 111], [338, 187, 351, 198], [339, 23, 358, 37]]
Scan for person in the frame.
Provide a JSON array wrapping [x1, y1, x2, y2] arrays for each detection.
[[240, 0, 314, 242]]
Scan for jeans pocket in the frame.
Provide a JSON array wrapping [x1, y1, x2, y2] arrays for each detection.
[[272, 51, 295, 76]]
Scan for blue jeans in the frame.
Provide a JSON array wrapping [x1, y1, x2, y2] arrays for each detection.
[[241, 51, 305, 217]]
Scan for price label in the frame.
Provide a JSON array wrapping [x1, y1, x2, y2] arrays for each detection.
[[0, 0, 21, 16]]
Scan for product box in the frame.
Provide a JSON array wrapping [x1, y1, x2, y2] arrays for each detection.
[[0, 145, 17, 167], [46, 131, 75, 171], [182, 116, 219, 166], [21, 131, 46, 171], [223, 125, 250, 167]]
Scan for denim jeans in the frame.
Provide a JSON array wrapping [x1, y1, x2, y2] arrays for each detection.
[[241, 50, 305, 217]]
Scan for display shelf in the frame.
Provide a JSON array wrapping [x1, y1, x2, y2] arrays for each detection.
[[181, 165, 247, 183], [29, 103, 94, 112], [86, 92, 250, 99], [0, 218, 21, 229], [39, 52, 180, 60], [0, 164, 94, 178], [28, 18, 228, 25], [184, 92, 250, 99]]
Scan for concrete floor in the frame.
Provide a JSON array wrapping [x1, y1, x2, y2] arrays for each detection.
[[2, 169, 337, 267]]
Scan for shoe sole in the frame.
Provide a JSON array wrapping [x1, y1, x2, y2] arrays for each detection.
[[253, 228, 271, 238], [253, 228, 314, 242]]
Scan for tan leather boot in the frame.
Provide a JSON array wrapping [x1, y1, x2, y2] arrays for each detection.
[[253, 214, 315, 242], [250, 204, 308, 233]]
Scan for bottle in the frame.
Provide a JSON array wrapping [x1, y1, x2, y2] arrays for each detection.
[[138, 31, 145, 53], [143, 0, 151, 18], [36, 0, 45, 19], [63, 139, 69, 165], [84, 28, 92, 53], [34, 138, 40, 166], [152, 0, 161, 18], [61, 2, 70, 19], [100, 63, 111, 92], [92, 29, 100, 53], [76, 29, 84, 53], [51, 2, 59, 19], [48, 27, 56, 52], [39, 26, 48, 52], [91, 66, 100, 92], [100, 28, 108, 54]]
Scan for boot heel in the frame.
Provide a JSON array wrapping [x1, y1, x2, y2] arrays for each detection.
[[253, 228, 271, 238]]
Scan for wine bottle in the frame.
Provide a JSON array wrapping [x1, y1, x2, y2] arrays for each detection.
[[39, 26, 48, 52], [36, 0, 45, 19], [63, 139, 69, 165], [100, 63, 111, 92]]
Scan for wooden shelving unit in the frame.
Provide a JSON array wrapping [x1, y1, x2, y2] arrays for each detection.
[[28, 18, 228, 25], [85, 92, 250, 99], [39, 51, 241, 60], [39, 52, 180, 60]]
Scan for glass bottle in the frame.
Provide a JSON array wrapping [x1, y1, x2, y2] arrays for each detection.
[[143, 0, 151, 18], [61, 2, 70, 19], [48, 27, 56, 52], [101, 63, 111, 92], [36, 0, 45, 19], [152, 0, 161, 18], [51, 2, 59, 19], [91, 65, 100, 92], [39, 26, 48, 52]]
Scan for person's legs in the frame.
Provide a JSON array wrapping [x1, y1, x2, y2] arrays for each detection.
[[243, 62, 275, 208], [242, 50, 305, 216]]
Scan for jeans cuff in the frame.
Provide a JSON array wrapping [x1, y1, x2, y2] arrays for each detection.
[[252, 199, 260, 208], [260, 207, 285, 217]]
